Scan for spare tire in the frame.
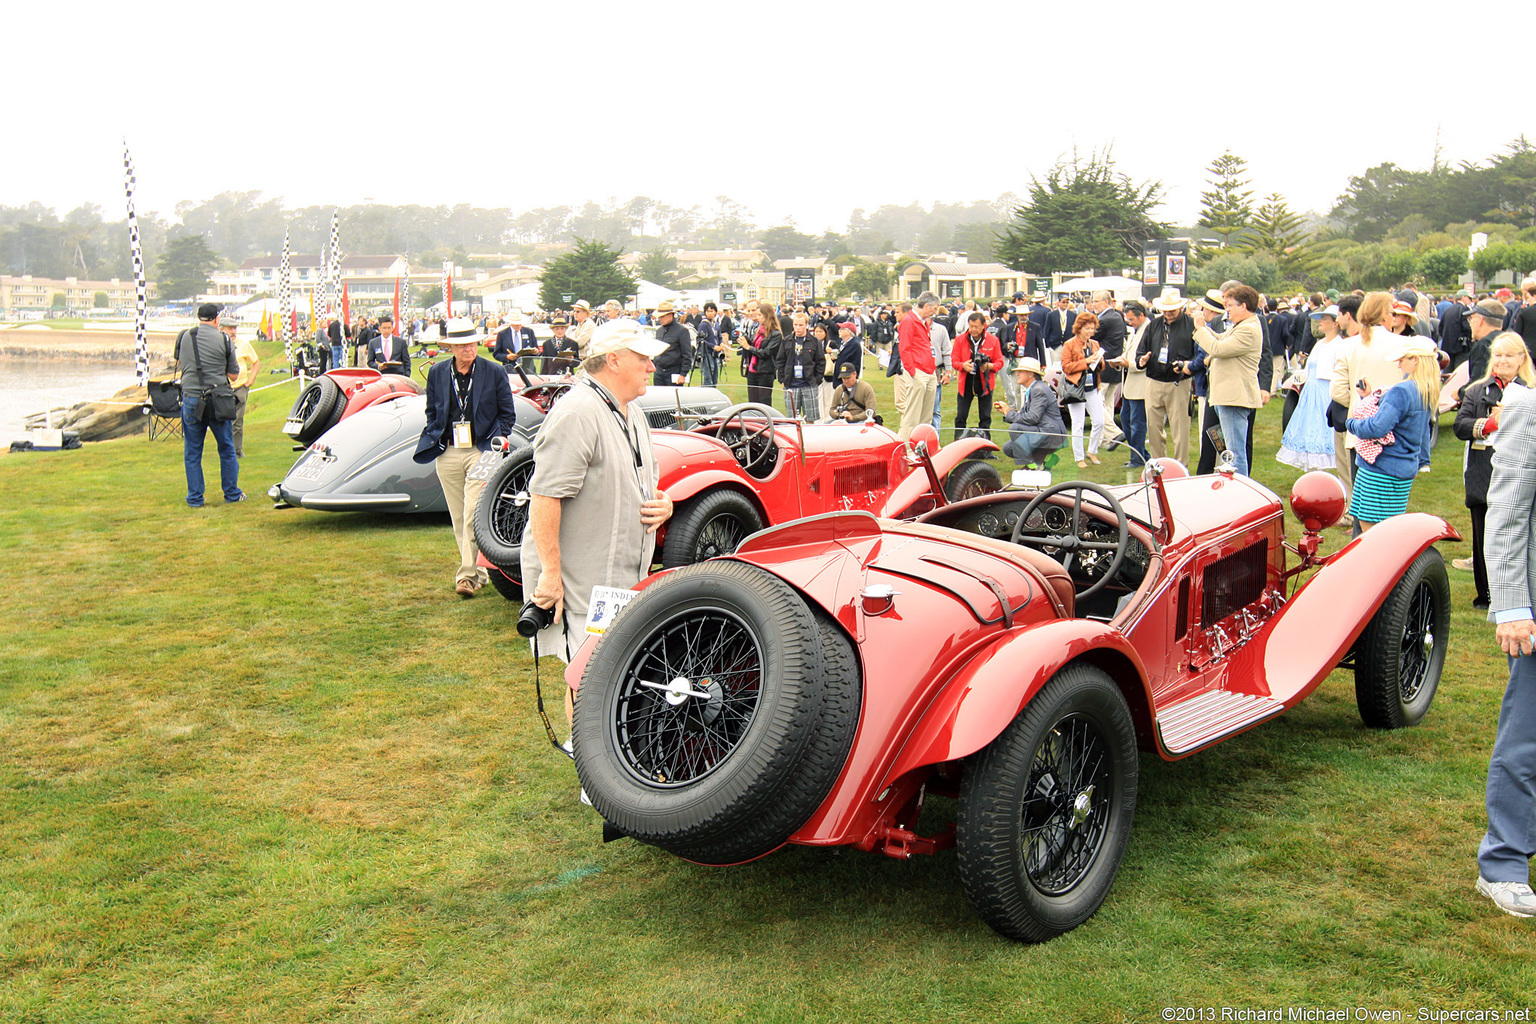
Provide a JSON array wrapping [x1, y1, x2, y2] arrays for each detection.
[[287, 376, 345, 444], [472, 444, 536, 573], [574, 561, 848, 864]]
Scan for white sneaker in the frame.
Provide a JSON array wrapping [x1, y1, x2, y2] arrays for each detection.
[[561, 737, 573, 754], [1477, 877, 1536, 918], [1452, 557, 1475, 572]]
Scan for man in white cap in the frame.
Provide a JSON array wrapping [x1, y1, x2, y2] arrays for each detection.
[[413, 317, 518, 597], [1135, 288, 1200, 466], [569, 300, 595, 358], [523, 318, 675, 667]]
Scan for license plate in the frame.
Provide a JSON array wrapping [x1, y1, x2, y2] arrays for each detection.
[[281, 417, 305, 436], [290, 454, 328, 481]]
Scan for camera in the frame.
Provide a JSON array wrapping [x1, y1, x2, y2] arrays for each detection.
[[517, 600, 555, 638]]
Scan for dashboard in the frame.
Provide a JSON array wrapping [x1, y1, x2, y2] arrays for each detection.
[[945, 498, 1153, 589]]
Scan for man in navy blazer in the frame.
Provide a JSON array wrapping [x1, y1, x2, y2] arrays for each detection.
[[366, 314, 411, 375], [1039, 295, 1076, 356], [492, 313, 537, 365], [414, 318, 518, 597]]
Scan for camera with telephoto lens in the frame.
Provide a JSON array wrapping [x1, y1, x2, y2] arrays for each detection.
[[517, 600, 555, 638]]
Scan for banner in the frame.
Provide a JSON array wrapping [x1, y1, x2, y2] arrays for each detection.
[[392, 277, 400, 336], [342, 280, 350, 330]]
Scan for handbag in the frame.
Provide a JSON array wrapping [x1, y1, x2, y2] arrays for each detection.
[[1057, 376, 1087, 404], [183, 326, 239, 422]]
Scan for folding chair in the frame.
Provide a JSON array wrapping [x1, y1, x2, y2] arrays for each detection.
[[144, 379, 183, 441]]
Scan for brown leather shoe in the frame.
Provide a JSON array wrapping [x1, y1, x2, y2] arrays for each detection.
[[455, 579, 476, 599]]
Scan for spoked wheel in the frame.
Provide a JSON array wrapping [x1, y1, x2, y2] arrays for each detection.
[[944, 459, 1003, 502], [958, 664, 1138, 942], [1354, 547, 1449, 728], [472, 444, 535, 573], [660, 490, 766, 568], [287, 375, 344, 444], [573, 561, 858, 865]]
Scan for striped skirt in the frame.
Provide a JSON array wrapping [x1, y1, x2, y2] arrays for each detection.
[[1349, 461, 1414, 523]]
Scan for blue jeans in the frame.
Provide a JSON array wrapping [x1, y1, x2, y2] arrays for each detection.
[[701, 351, 720, 386], [931, 383, 946, 432], [182, 394, 241, 506], [1480, 652, 1536, 883], [332, 344, 345, 368], [1122, 398, 1147, 466], [1214, 404, 1251, 476]]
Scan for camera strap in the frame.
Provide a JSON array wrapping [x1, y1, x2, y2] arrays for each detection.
[[531, 611, 575, 760]]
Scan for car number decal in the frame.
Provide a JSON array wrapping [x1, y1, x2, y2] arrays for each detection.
[[585, 585, 639, 635]]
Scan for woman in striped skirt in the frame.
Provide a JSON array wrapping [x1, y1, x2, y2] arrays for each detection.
[[1345, 335, 1441, 532]]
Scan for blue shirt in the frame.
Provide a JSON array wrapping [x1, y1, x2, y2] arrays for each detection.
[[1345, 379, 1432, 479]]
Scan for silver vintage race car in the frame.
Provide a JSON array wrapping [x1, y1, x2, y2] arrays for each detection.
[[268, 376, 732, 514]]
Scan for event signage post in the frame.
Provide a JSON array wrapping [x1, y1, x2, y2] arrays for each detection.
[[1141, 240, 1190, 300], [785, 267, 816, 305]]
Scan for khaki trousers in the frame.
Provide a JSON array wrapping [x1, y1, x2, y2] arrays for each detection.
[[897, 369, 937, 441], [435, 445, 492, 585], [232, 385, 250, 457], [1143, 377, 1192, 466], [1333, 430, 1353, 503]]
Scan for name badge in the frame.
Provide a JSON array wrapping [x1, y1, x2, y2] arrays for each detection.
[[1159, 347, 1170, 364], [795, 364, 804, 380], [585, 585, 639, 635], [452, 421, 473, 448]]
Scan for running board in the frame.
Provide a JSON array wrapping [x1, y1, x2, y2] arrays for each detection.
[[1157, 691, 1286, 755]]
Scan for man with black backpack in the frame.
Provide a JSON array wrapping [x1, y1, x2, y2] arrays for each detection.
[[175, 303, 243, 507]]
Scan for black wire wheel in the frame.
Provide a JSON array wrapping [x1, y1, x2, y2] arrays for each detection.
[[1353, 546, 1449, 729], [472, 444, 535, 574], [286, 375, 345, 445], [660, 490, 766, 568], [957, 663, 1138, 942], [574, 560, 853, 865], [944, 459, 1003, 502]]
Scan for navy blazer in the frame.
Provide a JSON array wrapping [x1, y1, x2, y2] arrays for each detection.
[[413, 355, 517, 462], [1039, 308, 1075, 351], [367, 333, 411, 376], [492, 326, 536, 363]]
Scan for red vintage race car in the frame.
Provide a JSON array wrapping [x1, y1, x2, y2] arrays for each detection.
[[563, 458, 1457, 942], [474, 402, 1002, 598]]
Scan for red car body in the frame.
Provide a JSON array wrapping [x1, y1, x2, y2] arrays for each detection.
[[564, 462, 1458, 941]]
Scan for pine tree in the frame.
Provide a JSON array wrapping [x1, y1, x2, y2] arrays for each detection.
[[537, 239, 638, 310], [1236, 193, 1321, 277], [1198, 152, 1254, 249], [995, 149, 1166, 275]]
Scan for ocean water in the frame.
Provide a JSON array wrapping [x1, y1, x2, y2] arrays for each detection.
[[0, 358, 144, 444]]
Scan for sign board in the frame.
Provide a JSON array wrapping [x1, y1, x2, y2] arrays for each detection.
[[944, 282, 965, 298], [721, 288, 737, 304], [560, 292, 573, 304], [785, 267, 816, 304]]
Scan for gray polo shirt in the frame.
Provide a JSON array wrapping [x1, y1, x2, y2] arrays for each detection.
[[175, 323, 237, 394], [521, 379, 659, 647]]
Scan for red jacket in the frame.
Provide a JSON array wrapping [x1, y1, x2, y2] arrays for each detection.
[[953, 330, 1004, 395], [897, 311, 936, 375]]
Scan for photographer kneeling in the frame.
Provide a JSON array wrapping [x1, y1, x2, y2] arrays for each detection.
[[996, 357, 1066, 469]]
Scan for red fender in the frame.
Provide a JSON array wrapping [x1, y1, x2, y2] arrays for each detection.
[[1232, 511, 1459, 707], [660, 468, 770, 510], [878, 435, 999, 518], [883, 619, 1152, 781]]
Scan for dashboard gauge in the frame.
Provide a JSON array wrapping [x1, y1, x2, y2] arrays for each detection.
[[976, 512, 1001, 535], [1025, 507, 1045, 529], [1003, 509, 1019, 529], [1044, 505, 1069, 531]]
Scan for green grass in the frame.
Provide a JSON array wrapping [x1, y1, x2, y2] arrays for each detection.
[[0, 359, 1531, 1023]]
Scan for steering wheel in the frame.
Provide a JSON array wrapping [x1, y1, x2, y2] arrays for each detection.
[[1010, 481, 1131, 602], [710, 402, 779, 471]]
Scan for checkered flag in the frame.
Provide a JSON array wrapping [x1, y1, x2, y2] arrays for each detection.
[[441, 260, 451, 315], [327, 209, 342, 321], [279, 230, 293, 367], [123, 143, 149, 386]]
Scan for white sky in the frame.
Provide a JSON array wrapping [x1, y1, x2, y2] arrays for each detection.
[[11, 0, 1526, 235]]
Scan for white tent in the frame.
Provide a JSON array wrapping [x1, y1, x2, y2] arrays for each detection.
[[483, 282, 542, 314], [1056, 275, 1143, 301]]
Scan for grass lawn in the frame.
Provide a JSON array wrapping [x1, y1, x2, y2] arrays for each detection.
[[0, 350, 1531, 1022]]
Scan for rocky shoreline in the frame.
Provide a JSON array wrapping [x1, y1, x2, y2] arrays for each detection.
[[0, 327, 178, 363]]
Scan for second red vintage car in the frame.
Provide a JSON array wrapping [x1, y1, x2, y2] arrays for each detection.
[[563, 457, 1456, 942], [474, 402, 1003, 598]]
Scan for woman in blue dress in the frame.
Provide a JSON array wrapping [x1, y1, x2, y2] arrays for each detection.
[[1276, 305, 1341, 470]]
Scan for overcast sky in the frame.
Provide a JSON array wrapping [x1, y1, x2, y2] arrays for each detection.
[[11, 0, 1525, 237]]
